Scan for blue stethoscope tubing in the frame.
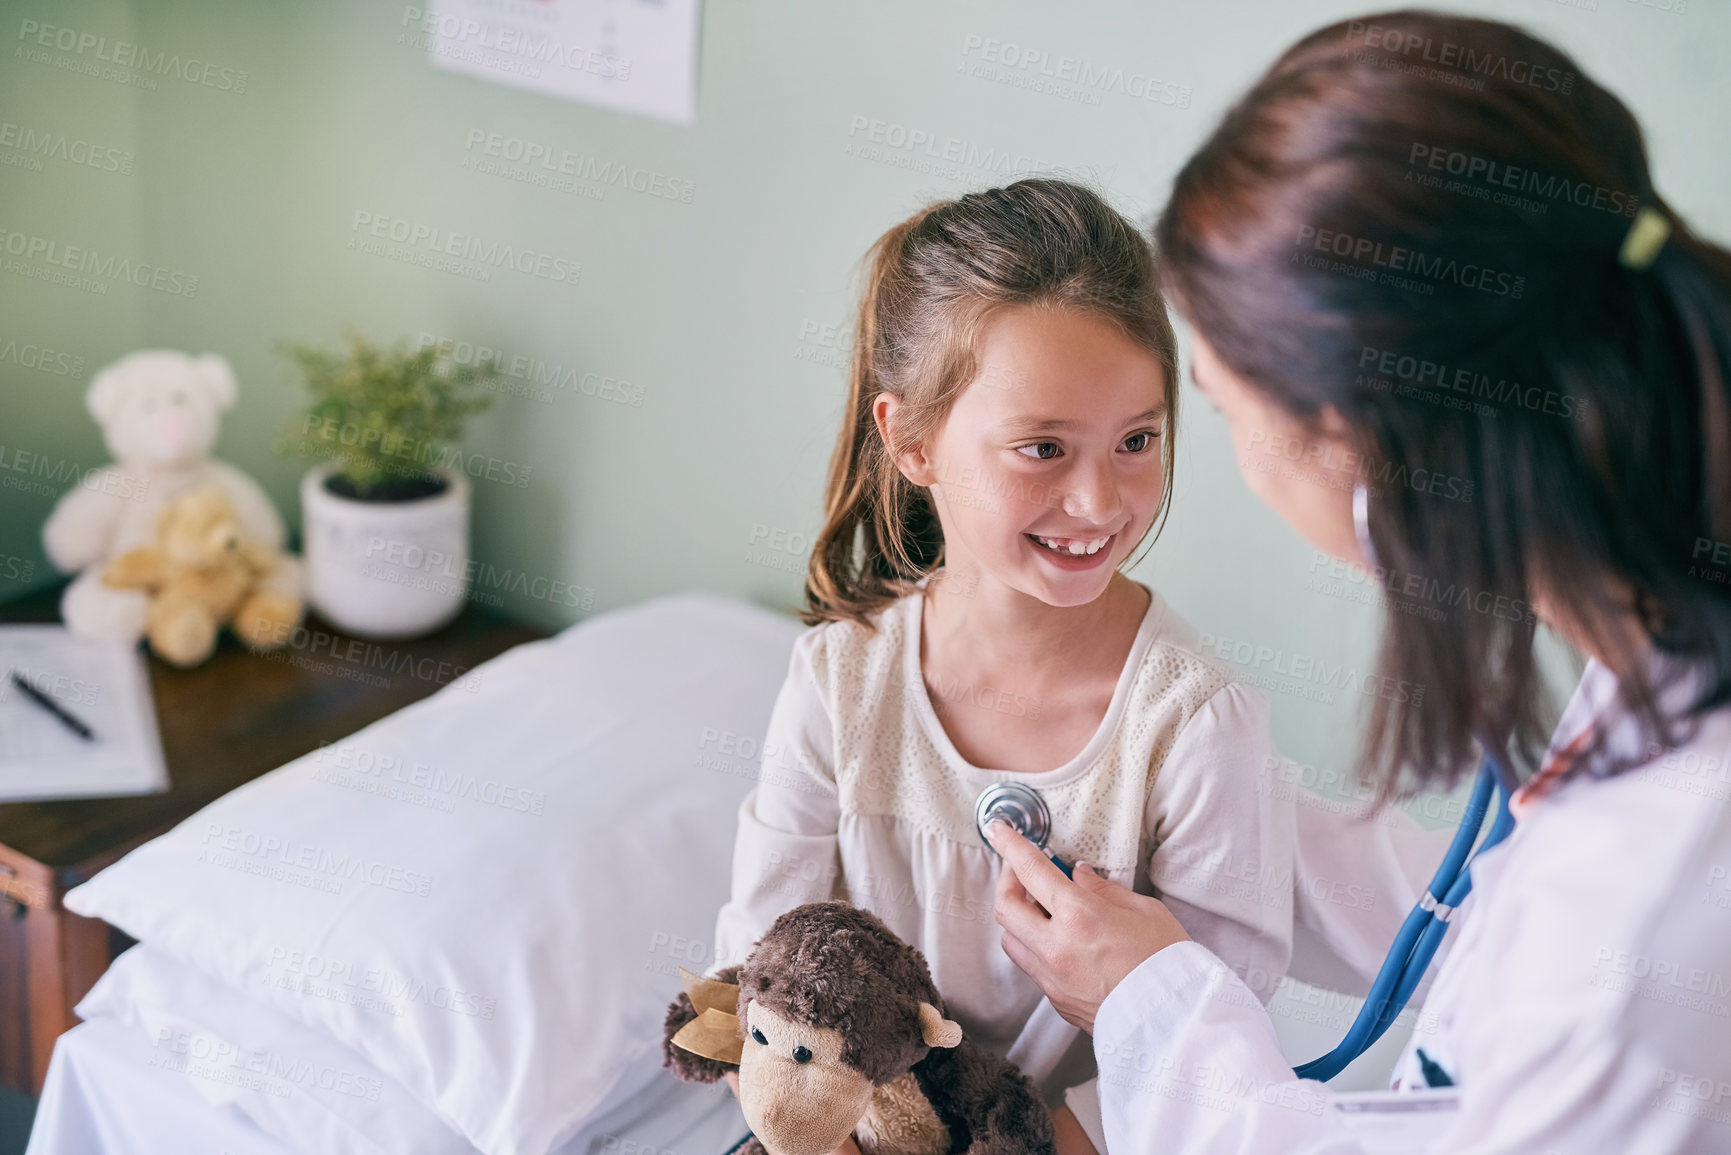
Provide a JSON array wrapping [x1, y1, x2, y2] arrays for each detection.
[[1292, 742, 1518, 1082]]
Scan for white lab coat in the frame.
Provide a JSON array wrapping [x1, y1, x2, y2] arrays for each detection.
[[1093, 655, 1731, 1153]]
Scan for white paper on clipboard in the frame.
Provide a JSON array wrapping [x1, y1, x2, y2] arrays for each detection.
[[1330, 1088, 1459, 1154], [0, 625, 167, 803], [425, 0, 699, 125]]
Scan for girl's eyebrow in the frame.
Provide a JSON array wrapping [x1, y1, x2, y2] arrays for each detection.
[[1001, 407, 1168, 434], [999, 416, 1077, 434]]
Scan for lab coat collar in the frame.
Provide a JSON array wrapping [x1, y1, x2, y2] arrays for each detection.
[[1537, 647, 1709, 795]]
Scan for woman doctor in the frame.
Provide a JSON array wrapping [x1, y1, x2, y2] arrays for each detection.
[[987, 11, 1731, 1153]]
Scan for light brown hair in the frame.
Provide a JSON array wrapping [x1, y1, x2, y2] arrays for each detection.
[[805, 178, 1179, 627]]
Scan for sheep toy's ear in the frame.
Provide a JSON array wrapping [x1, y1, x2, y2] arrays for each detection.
[[195, 353, 237, 412], [664, 967, 744, 1082], [919, 1003, 963, 1049], [671, 968, 744, 1065]]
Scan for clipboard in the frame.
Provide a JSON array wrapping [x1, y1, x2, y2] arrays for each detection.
[[0, 624, 168, 802]]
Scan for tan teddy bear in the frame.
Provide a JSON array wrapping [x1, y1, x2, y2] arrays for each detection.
[[101, 488, 304, 667]]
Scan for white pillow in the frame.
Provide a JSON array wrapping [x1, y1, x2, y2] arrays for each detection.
[[68, 594, 802, 1155]]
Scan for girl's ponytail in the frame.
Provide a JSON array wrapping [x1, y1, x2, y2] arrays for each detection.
[[805, 212, 941, 625], [802, 181, 1178, 628]]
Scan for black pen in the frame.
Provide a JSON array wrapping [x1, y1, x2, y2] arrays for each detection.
[[8, 670, 96, 742]]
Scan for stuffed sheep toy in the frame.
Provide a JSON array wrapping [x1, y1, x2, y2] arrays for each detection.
[[664, 902, 1056, 1155]]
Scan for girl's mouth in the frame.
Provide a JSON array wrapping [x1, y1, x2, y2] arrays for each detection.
[[1025, 532, 1116, 570]]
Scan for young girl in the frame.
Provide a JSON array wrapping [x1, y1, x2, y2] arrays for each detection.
[[713, 179, 1294, 1153]]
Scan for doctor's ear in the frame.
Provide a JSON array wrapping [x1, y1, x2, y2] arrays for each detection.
[[872, 393, 939, 487], [1313, 403, 1355, 442]]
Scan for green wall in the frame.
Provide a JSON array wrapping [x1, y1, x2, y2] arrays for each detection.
[[3, 0, 1727, 783], [2, 0, 144, 578]]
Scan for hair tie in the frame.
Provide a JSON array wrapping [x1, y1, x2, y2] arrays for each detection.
[[1619, 206, 1671, 270]]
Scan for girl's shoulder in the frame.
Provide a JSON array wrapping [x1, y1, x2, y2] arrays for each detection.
[[1140, 596, 1227, 673], [789, 591, 919, 696], [1128, 592, 1264, 720]]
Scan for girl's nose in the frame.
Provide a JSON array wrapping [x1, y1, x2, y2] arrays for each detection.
[[1060, 457, 1123, 524]]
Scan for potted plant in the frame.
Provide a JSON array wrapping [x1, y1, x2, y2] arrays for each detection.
[[279, 332, 497, 639]]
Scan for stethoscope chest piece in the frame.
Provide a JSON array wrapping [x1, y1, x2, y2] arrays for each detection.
[[975, 781, 1053, 852]]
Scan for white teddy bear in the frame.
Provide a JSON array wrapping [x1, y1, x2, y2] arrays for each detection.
[[42, 350, 304, 645]]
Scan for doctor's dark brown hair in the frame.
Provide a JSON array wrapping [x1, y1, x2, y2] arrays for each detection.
[[1157, 10, 1731, 795], [806, 178, 1179, 627]]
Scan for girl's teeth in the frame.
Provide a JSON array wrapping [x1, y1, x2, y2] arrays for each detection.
[[1036, 535, 1109, 556]]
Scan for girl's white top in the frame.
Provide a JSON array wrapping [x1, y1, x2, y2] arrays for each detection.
[[714, 587, 1296, 1129], [1094, 653, 1731, 1153]]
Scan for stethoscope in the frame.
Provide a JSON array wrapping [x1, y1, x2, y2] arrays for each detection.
[[975, 782, 1075, 879], [1293, 484, 1520, 1080], [974, 483, 1520, 1082]]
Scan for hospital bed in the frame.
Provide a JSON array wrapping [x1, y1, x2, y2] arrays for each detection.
[[30, 1017, 746, 1155], [22, 593, 1446, 1155]]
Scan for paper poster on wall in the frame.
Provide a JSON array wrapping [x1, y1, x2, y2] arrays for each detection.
[[425, 0, 699, 126]]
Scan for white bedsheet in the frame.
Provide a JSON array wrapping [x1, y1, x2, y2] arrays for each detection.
[[28, 1017, 748, 1155], [29, 1018, 300, 1155]]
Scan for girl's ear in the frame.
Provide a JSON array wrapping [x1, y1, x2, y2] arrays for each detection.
[[872, 393, 938, 486]]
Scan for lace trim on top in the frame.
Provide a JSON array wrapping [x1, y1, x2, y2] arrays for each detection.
[[815, 591, 1230, 874]]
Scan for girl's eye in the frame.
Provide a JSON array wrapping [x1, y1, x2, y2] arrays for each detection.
[[1122, 431, 1158, 453], [1017, 442, 1061, 460], [751, 1028, 768, 1045]]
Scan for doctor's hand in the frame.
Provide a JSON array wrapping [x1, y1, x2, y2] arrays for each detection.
[[987, 820, 1191, 1035]]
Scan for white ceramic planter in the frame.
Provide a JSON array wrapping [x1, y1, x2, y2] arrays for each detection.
[[300, 463, 471, 639]]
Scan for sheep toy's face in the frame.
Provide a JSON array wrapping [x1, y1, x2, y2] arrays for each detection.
[[739, 999, 874, 1155], [663, 904, 973, 1155]]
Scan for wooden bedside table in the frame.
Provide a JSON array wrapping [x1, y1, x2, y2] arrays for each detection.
[[0, 584, 546, 1095]]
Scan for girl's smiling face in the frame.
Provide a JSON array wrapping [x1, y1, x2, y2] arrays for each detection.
[[877, 304, 1170, 608]]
